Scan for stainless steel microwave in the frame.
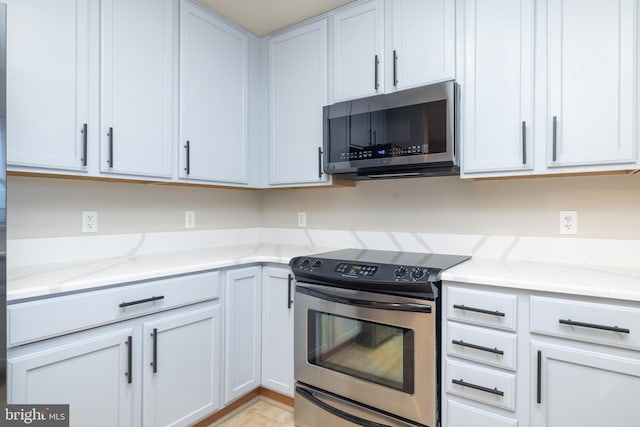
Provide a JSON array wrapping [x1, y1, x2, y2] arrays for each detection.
[[323, 80, 458, 179]]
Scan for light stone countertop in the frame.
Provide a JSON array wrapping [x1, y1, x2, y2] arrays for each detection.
[[8, 228, 640, 304]]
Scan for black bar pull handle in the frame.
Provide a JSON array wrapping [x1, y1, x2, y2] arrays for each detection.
[[536, 350, 542, 404], [287, 274, 293, 309], [81, 123, 88, 166], [452, 378, 504, 396], [151, 328, 158, 373], [393, 50, 398, 87], [296, 385, 389, 427], [522, 121, 527, 165], [452, 339, 504, 355], [374, 54, 380, 90], [126, 336, 132, 384], [559, 318, 630, 334], [317, 147, 323, 179], [184, 141, 190, 175], [119, 295, 165, 308], [108, 127, 113, 168], [453, 304, 506, 317], [552, 116, 558, 162]]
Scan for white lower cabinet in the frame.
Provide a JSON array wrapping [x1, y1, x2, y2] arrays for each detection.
[[447, 399, 517, 427], [223, 266, 262, 404], [531, 342, 640, 427], [261, 266, 295, 396], [530, 294, 640, 427], [9, 325, 136, 427], [141, 304, 222, 427], [8, 299, 221, 427]]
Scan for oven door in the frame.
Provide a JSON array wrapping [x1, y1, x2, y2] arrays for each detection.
[[294, 283, 437, 427]]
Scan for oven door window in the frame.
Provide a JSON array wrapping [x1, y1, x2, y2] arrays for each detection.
[[307, 311, 414, 394]]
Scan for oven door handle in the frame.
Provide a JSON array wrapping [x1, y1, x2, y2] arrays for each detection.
[[297, 286, 431, 313], [296, 385, 392, 427]]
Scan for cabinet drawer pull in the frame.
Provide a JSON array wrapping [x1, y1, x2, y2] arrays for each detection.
[[452, 378, 504, 396], [184, 140, 191, 175], [108, 127, 114, 168], [317, 147, 323, 179], [374, 54, 380, 90], [559, 318, 630, 334], [452, 339, 504, 355], [81, 123, 88, 167], [151, 328, 158, 373], [453, 304, 505, 317], [126, 335, 132, 384], [552, 116, 557, 161], [521, 121, 527, 164], [536, 350, 542, 404], [287, 274, 294, 309], [393, 50, 398, 87], [119, 295, 165, 308]]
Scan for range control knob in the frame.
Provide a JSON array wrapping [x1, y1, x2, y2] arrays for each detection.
[[300, 258, 311, 267], [394, 266, 408, 277], [312, 259, 323, 268], [411, 268, 426, 280]]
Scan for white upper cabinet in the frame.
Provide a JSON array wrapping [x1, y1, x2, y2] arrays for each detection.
[[6, 0, 94, 172], [546, 0, 637, 168], [100, 0, 174, 178], [179, 0, 249, 184], [331, 0, 385, 102], [460, 0, 535, 175], [388, 0, 455, 91], [268, 19, 330, 186]]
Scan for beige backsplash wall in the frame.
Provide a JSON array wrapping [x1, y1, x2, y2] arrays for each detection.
[[8, 173, 640, 240], [7, 176, 261, 239], [259, 174, 640, 239]]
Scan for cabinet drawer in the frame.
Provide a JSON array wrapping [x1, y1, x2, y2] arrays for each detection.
[[447, 322, 517, 371], [530, 296, 640, 350], [448, 287, 517, 331], [447, 399, 518, 427], [8, 270, 220, 346], [446, 359, 516, 411]]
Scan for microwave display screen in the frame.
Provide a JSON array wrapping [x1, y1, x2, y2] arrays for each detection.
[[327, 100, 447, 163]]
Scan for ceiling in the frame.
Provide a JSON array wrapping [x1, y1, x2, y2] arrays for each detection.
[[196, 0, 357, 37]]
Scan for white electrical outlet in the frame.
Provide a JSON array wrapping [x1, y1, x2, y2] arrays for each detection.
[[559, 211, 578, 235], [82, 211, 98, 233], [298, 211, 307, 228], [185, 211, 196, 229]]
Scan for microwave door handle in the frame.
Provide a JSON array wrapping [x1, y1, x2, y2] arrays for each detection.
[[296, 385, 392, 427], [296, 286, 431, 313]]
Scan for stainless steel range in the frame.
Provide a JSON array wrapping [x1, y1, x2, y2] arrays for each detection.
[[290, 249, 470, 427]]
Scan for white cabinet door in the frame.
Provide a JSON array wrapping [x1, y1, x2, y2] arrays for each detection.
[[389, 0, 455, 91], [6, 0, 94, 172], [547, 0, 637, 167], [532, 342, 640, 427], [261, 267, 295, 396], [8, 327, 135, 427], [268, 19, 329, 186], [179, 0, 249, 184], [331, 0, 384, 102], [461, 0, 534, 174], [224, 266, 262, 404], [142, 304, 221, 427], [100, 0, 174, 178]]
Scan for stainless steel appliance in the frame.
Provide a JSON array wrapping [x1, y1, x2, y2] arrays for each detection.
[[290, 249, 470, 427], [323, 81, 458, 180]]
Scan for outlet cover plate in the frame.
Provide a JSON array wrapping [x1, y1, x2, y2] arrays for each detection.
[[82, 211, 98, 233], [185, 211, 196, 229], [559, 211, 578, 235]]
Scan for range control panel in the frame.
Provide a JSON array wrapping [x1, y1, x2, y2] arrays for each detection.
[[291, 256, 435, 284]]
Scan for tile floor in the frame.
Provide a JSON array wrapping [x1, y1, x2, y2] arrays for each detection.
[[208, 398, 295, 427]]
